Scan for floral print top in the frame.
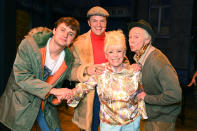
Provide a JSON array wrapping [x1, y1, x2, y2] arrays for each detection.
[[69, 63, 147, 125]]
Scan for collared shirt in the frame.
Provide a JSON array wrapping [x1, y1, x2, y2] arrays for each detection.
[[69, 63, 147, 125], [134, 44, 155, 66], [45, 38, 65, 75]]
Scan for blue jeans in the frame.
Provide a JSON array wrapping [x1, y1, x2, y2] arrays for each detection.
[[100, 116, 141, 131], [36, 108, 59, 131], [91, 87, 100, 131]]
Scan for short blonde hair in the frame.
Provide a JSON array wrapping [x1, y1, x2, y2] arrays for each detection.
[[104, 30, 126, 53]]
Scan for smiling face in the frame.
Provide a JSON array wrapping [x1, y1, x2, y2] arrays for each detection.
[[52, 23, 76, 47], [105, 44, 125, 71], [88, 15, 107, 36], [128, 27, 150, 55]]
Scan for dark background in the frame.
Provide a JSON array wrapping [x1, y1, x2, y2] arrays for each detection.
[[1, 0, 197, 96], [0, 0, 197, 130], [0, 0, 197, 96]]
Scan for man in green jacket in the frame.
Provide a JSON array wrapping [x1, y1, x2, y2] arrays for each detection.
[[0, 17, 80, 131], [128, 20, 182, 131]]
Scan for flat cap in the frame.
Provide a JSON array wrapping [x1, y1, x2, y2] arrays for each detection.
[[87, 6, 109, 17], [128, 20, 155, 43]]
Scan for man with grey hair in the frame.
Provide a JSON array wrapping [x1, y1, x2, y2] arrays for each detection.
[[70, 6, 109, 131], [128, 19, 182, 131]]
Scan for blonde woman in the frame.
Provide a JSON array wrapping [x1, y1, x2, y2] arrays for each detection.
[[68, 30, 147, 131]]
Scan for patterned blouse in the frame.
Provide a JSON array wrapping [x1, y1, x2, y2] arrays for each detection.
[[69, 63, 147, 125]]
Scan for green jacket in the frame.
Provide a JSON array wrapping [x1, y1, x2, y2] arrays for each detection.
[[142, 49, 182, 122], [0, 29, 73, 131]]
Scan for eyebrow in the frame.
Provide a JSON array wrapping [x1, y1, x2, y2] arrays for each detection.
[[90, 17, 105, 21], [61, 26, 75, 33], [90, 18, 98, 21]]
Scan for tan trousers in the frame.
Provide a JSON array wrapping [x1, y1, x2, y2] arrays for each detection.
[[143, 121, 175, 131]]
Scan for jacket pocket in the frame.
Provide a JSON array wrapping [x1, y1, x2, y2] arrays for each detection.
[[13, 88, 33, 107], [146, 104, 162, 119]]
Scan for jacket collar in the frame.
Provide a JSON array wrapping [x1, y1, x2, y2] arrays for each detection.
[[134, 44, 155, 67]]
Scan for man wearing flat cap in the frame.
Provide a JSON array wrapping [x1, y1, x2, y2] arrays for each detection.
[[128, 19, 182, 131], [70, 6, 109, 131]]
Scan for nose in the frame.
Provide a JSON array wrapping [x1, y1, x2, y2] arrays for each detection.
[[96, 21, 101, 27], [113, 52, 119, 57], [129, 40, 135, 49], [64, 31, 68, 38]]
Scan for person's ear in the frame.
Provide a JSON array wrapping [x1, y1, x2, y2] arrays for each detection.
[[88, 20, 91, 27], [104, 53, 108, 59], [52, 28, 56, 35], [145, 37, 151, 45]]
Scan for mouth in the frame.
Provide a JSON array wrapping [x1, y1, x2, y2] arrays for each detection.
[[130, 46, 134, 49], [111, 58, 120, 62], [61, 38, 67, 42], [96, 27, 102, 29]]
